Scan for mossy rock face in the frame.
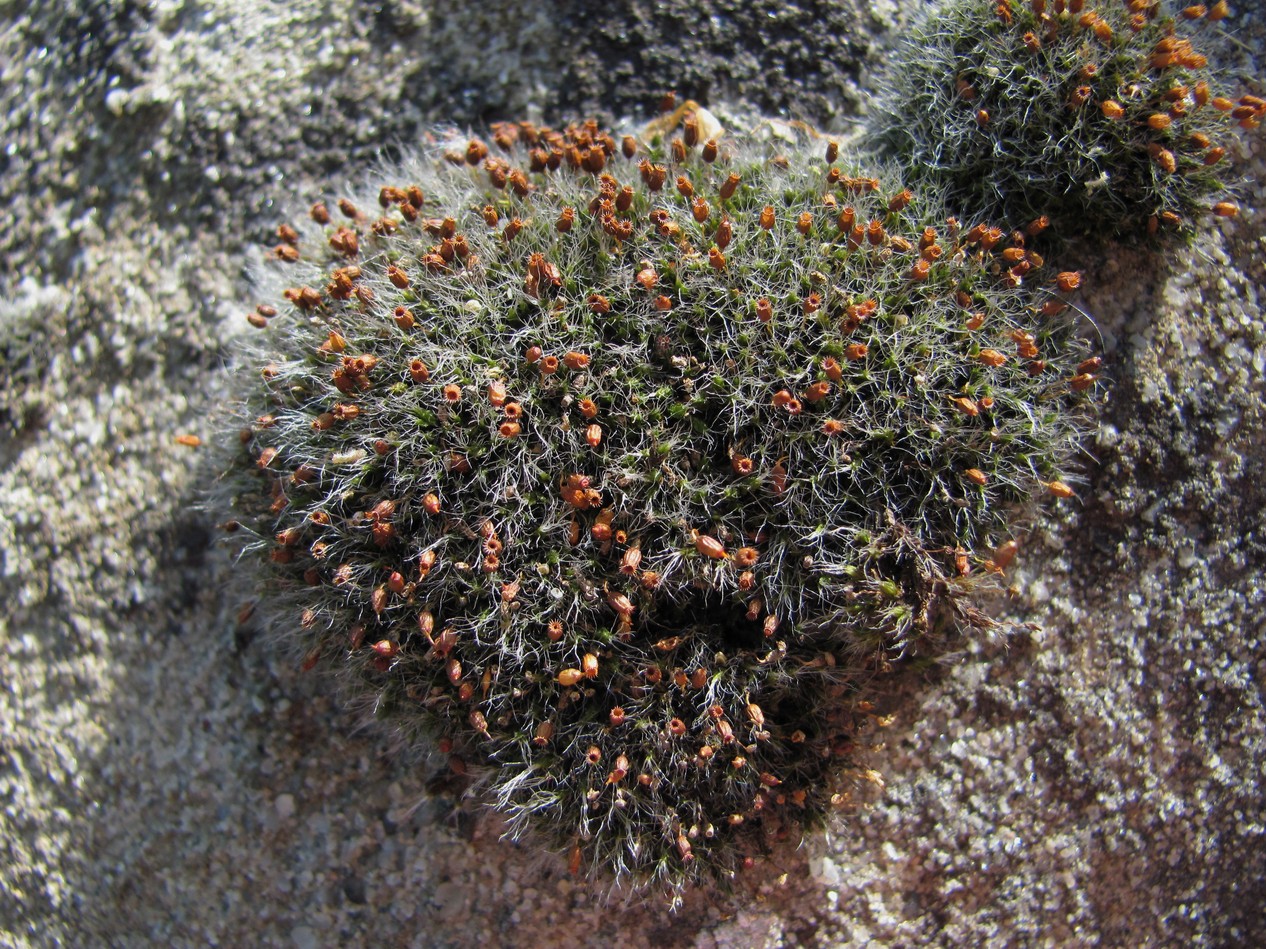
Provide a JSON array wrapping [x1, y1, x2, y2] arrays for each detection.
[[873, 0, 1260, 242], [220, 114, 1098, 895]]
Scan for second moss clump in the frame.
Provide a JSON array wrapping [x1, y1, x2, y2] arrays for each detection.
[[221, 114, 1099, 895], [873, 0, 1263, 241]]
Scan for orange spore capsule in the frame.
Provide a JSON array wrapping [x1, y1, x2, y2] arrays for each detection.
[[694, 534, 728, 559], [1046, 480, 1076, 498]]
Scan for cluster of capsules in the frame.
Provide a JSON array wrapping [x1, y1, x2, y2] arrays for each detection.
[[225, 100, 1101, 892], [878, 0, 1262, 239]]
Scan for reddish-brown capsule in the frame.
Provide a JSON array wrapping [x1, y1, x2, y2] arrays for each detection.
[[682, 112, 700, 147], [1150, 145, 1177, 174], [583, 146, 606, 173], [1101, 100, 1125, 121], [385, 264, 410, 289], [417, 549, 438, 578], [715, 217, 732, 250], [1046, 480, 1076, 498], [533, 721, 554, 747], [694, 534, 728, 559], [328, 227, 359, 258], [640, 160, 667, 191], [393, 306, 415, 330], [1056, 271, 1082, 293], [582, 653, 600, 679], [978, 349, 1006, 367], [804, 381, 831, 402], [557, 668, 584, 687]]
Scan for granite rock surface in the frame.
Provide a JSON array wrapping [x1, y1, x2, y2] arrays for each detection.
[[1, 1, 1263, 946]]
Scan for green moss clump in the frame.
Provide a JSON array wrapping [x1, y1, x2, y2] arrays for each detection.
[[872, 0, 1262, 241], [218, 115, 1099, 897]]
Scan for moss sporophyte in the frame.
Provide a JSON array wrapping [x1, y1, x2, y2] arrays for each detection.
[[218, 100, 1109, 896]]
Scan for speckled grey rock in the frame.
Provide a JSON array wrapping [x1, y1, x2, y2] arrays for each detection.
[[1, 1, 1263, 946]]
